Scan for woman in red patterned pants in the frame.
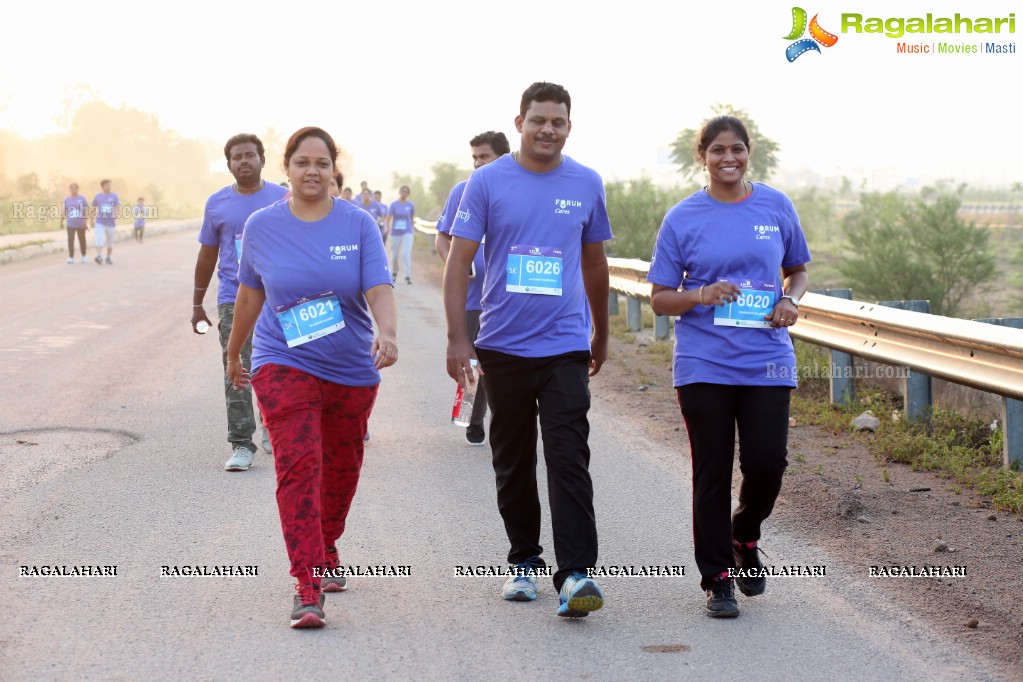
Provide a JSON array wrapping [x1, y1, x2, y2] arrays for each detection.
[[227, 127, 397, 628]]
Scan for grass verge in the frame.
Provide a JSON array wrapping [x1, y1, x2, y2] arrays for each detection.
[[0, 239, 52, 252]]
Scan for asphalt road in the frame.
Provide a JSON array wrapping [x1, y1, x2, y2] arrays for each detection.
[[0, 229, 1007, 681]]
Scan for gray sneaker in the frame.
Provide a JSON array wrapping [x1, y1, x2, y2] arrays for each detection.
[[290, 585, 326, 628], [262, 430, 273, 455], [501, 572, 538, 601], [224, 447, 254, 471], [322, 573, 348, 593]]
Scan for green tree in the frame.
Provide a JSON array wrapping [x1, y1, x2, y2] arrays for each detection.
[[604, 177, 693, 259], [669, 104, 780, 182], [789, 186, 836, 242], [428, 161, 471, 210], [838, 190, 996, 317]]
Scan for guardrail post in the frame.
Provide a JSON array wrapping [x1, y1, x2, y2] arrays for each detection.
[[813, 289, 855, 406], [627, 296, 642, 332], [655, 315, 671, 340], [974, 317, 1023, 470], [879, 300, 933, 421], [609, 291, 619, 316]]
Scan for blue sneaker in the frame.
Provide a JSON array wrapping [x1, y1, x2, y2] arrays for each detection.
[[501, 570, 538, 601], [557, 573, 604, 618]]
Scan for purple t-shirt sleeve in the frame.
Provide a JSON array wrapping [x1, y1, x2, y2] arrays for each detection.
[[197, 197, 219, 247], [450, 174, 485, 242], [781, 199, 811, 268], [359, 217, 393, 292], [237, 212, 263, 291], [582, 185, 613, 244], [647, 216, 684, 288], [436, 182, 466, 235]]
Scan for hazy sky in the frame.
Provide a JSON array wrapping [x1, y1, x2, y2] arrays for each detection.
[[1, 0, 1019, 190]]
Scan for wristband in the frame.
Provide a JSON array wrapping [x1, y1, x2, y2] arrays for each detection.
[[193, 304, 204, 308], [194, 286, 207, 291], [699, 285, 705, 306]]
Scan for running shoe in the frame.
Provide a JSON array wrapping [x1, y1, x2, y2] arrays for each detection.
[[501, 569, 538, 602], [364, 431, 371, 444], [705, 575, 739, 618], [290, 584, 326, 628], [67, 257, 74, 264], [105, 257, 113, 265], [224, 447, 254, 471], [465, 425, 485, 446], [80, 256, 87, 263], [557, 573, 604, 618], [262, 430, 273, 456], [733, 540, 768, 596], [321, 573, 348, 593], [95, 255, 103, 264], [405, 277, 412, 285], [321, 547, 348, 593]]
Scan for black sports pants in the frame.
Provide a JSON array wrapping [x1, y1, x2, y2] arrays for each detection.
[[677, 383, 791, 589]]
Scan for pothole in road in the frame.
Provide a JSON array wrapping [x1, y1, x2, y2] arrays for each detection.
[[642, 644, 691, 654], [0, 428, 136, 495]]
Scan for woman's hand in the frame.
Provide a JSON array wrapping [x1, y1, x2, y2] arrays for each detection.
[[766, 297, 799, 328], [701, 281, 741, 307], [372, 336, 398, 369], [226, 358, 250, 389]]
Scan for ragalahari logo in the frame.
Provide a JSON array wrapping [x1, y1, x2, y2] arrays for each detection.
[[784, 7, 838, 61]]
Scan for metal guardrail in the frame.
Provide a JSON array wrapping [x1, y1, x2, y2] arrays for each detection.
[[789, 295, 1023, 400], [606, 257, 1023, 469], [414, 218, 438, 236]]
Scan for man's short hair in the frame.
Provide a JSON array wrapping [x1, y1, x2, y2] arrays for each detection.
[[469, 131, 511, 156], [519, 82, 571, 119], [224, 133, 265, 162]]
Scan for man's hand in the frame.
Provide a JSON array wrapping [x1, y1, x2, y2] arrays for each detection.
[[191, 306, 213, 334], [589, 336, 608, 377], [447, 337, 478, 390]]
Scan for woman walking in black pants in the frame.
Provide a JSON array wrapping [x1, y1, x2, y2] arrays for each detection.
[[648, 115, 810, 618]]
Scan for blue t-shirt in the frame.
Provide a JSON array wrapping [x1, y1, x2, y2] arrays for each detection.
[[437, 180, 485, 312], [451, 154, 613, 357], [238, 198, 393, 387], [198, 182, 288, 305], [355, 199, 387, 223], [132, 205, 145, 228], [388, 200, 415, 236], [92, 192, 120, 227], [64, 195, 89, 228], [647, 184, 812, 388]]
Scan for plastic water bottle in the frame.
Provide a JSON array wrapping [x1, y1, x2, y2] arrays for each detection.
[[196, 321, 210, 334], [451, 360, 478, 427]]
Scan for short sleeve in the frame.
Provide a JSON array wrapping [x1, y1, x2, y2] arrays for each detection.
[[449, 174, 486, 243], [237, 214, 263, 290], [359, 213, 393, 291], [582, 178, 612, 244], [647, 215, 685, 288], [197, 196, 219, 246], [781, 197, 812, 269], [436, 184, 464, 235]]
